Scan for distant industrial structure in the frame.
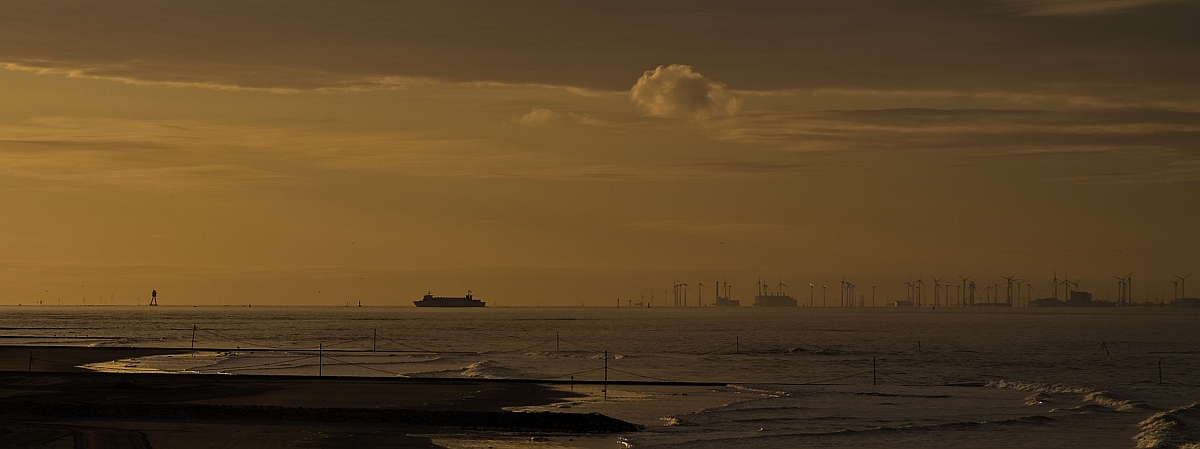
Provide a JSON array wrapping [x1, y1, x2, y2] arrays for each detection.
[[650, 270, 1196, 309], [753, 279, 796, 307], [714, 281, 739, 307]]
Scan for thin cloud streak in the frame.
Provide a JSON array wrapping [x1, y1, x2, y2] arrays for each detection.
[[620, 220, 792, 235], [1004, 0, 1189, 15], [1, 1, 1196, 104], [708, 108, 1200, 157], [1065, 160, 1200, 184], [0, 117, 836, 187]]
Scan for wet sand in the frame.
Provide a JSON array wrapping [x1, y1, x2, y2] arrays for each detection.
[[0, 346, 633, 449], [0, 346, 189, 373]]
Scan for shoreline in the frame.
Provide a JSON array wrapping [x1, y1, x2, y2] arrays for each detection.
[[0, 346, 637, 449]]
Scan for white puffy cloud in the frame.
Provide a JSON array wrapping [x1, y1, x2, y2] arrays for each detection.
[[630, 65, 740, 119]]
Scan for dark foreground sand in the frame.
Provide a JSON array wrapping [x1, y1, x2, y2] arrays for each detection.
[[0, 346, 636, 449]]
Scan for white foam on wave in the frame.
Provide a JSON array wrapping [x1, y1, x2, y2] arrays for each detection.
[[82, 351, 228, 374], [1135, 403, 1200, 449], [988, 380, 1145, 412], [730, 384, 790, 397], [987, 380, 1091, 394], [523, 350, 624, 360], [461, 360, 534, 379]]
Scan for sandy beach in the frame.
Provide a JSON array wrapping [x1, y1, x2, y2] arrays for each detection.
[[0, 346, 635, 449]]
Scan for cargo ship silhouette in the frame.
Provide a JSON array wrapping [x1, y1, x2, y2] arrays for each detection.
[[414, 291, 485, 307]]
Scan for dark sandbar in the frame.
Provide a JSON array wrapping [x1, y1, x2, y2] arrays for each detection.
[[0, 346, 638, 448]]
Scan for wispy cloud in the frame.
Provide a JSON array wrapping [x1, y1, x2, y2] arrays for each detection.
[[1, 116, 823, 187], [0, 117, 289, 188], [1065, 159, 1200, 184], [620, 220, 791, 235], [2, 61, 429, 93], [4, 1, 1193, 105], [708, 108, 1200, 156], [1004, 0, 1188, 15]]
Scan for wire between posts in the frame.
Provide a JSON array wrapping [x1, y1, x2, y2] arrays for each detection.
[[215, 355, 320, 373], [195, 328, 295, 351], [793, 370, 875, 385], [556, 338, 603, 354], [493, 337, 559, 354], [874, 370, 924, 385], [543, 366, 606, 379], [695, 343, 740, 355], [374, 335, 440, 353], [607, 367, 678, 383], [319, 335, 375, 349], [884, 345, 921, 356], [29, 357, 81, 368], [319, 354, 407, 376]]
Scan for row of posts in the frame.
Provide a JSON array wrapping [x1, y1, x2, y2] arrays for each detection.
[[161, 330, 1163, 386]]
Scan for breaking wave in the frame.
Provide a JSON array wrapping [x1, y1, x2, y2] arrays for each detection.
[[642, 415, 1056, 448], [461, 360, 535, 379], [988, 380, 1146, 411], [1135, 403, 1200, 449], [523, 350, 624, 360]]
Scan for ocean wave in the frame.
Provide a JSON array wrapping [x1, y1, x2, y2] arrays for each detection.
[[730, 384, 790, 396], [523, 350, 624, 360], [988, 380, 1146, 411], [643, 415, 1056, 448], [1136, 403, 1200, 449], [461, 360, 534, 379], [987, 380, 1092, 395], [854, 392, 951, 399], [1085, 391, 1149, 412], [1025, 392, 1051, 405]]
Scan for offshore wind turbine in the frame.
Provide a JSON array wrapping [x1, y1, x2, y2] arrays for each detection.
[[1115, 275, 1124, 306], [1176, 274, 1193, 299], [932, 277, 942, 307], [1052, 271, 1059, 301], [1127, 274, 1133, 306], [915, 278, 926, 307], [1001, 274, 1018, 306], [958, 275, 972, 307]]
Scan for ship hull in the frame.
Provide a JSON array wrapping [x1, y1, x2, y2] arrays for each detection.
[[413, 299, 485, 307]]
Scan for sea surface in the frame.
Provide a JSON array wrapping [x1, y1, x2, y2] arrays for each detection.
[[2, 305, 1198, 448]]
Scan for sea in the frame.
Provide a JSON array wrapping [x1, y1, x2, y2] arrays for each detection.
[[2, 305, 1198, 449]]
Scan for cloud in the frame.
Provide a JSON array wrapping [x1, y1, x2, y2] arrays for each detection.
[[1066, 159, 1200, 184], [1004, 0, 1186, 15], [620, 220, 790, 235], [0, 117, 289, 188], [0, 1, 1197, 108], [710, 108, 1200, 155], [513, 108, 564, 126], [630, 65, 741, 119], [1, 116, 799, 186]]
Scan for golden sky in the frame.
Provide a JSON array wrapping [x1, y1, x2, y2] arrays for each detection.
[[1, 0, 1197, 305]]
